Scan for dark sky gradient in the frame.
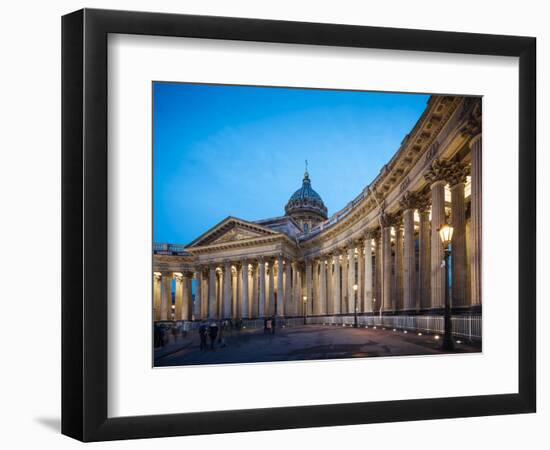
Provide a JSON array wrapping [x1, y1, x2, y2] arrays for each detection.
[[153, 83, 430, 245]]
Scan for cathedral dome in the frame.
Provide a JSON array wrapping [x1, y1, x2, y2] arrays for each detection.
[[285, 169, 327, 232]]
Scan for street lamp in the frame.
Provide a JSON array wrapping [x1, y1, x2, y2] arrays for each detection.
[[438, 223, 455, 351], [303, 295, 307, 325], [353, 284, 359, 327]]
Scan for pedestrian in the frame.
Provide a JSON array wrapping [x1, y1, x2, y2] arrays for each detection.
[[266, 318, 272, 334], [199, 323, 208, 351], [208, 322, 218, 350], [271, 316, 276, 335]]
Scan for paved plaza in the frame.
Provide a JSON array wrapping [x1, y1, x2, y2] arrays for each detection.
[[154, 325, 481, 367]]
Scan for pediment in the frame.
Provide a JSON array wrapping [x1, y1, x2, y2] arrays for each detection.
[[211, 226, 266, 244], [187, 217, 279, 248]]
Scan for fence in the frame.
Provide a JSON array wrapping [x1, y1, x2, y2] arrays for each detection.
[[157, 314, 481, 341]]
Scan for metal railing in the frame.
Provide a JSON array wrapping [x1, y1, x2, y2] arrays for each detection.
[[157, 314, 481, 341]]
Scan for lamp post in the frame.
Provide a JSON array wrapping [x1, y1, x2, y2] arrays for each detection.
[[353, 284, 358, 327], [438, 223, 455, 351], [303, 295, 307, 325]]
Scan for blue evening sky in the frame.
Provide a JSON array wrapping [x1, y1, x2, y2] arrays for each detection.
[[153, 83, 430, 245]]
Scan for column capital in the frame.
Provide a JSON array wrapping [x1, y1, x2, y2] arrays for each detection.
[[399, 190, 422, 211], [460, 100, 482, 139], [424, 158, 453, 185], [448, 161, 470, 188]]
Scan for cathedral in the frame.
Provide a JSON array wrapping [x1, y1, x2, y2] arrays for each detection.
[[153, 95, 482, 337]]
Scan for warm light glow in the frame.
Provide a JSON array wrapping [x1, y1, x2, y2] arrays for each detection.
[[438, 224, 454, 246], [392, 328, 396, 332], [456, 340, 462, 344], [153, 271, 161, 277], [434, 335, 440, 340], [171, 305, 175, 309], [353, 284, 358, 291], [303, 296, 307, 302], [418, 333, 423, 336]]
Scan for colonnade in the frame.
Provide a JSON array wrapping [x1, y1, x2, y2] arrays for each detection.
[[154, 134, 481, 321]]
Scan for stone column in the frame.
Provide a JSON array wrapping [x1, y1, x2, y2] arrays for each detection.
[[174, 273, 183, 320], [363, 234, 373, 313], [382, 226, 392, 312], [402, 208, 416, 312], [277, 255, 285, 317], [268, 259, 275, 316], [470, 134, 482, 308], [251, 262, 258, 317], [347, 245, 355, 313], [425, 159, 450, 311], [160, 271, 172, 321], [341, 249, 348, 313], [394, 220, 404, 312], [332, 254, 341, 314], [284, 258, 292, 317], [240, 259, 249, 319], [430, 179, 446, 310], [258, 257, 266, 317], [153, 272, 161, 321], [291, 262, 299, 316], [305, 259, 313, 315], [374, 230, 382, 312], [193, 268, 202, 320], [318, 257, 327, 315], [232, 266, 238, 319], [222, 262, 232, 319], [208, 265, 217, 318], [357, 242, 364, 312], [183, 272, 192, 320], [326, 255, 334, 313], [450, 163, 469, 309], [418, 204, 431, 311]]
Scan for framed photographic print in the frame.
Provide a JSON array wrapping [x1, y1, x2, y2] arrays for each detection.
[[62, 8, 536, 442]]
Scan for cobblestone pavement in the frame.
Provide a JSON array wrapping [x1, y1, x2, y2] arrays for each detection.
[[154, 325, 481, 367]]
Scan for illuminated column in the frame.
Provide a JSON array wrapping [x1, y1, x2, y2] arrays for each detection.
[[305, 259, 313, 315], [291, 262, 299, 315], [382, 225, 392, 312], [357, 242, 364, 312], [174, 273, 183, 320], [311, 260, 318, 314], [374, 230, 382, 311], [258, 257, 266, 317], [268, 258, 275, 316], [402, 207, 416, 312], [318, 257, 327, 315], [332, 254, 341, 314], [251, 262, 258, 317], [470, 134, 482, 308], [284, 258, 292, 316], [194, 268, 202, 320], [240, 259, 249, 319], [222, 262, 232, 319], [450, 163, 469, 309], [425, 160, 449, 311], [326, 255, 334, 313], [182, 272, 192, 320], [248, 263, 255, 317], [418, 204, 431, 311], [277, 254, 285, 317], [347, 244, 355, 314], [153, 272, 161, 321], [208, 264, 217, 318], [160, 271, 172, 321], [341, 249, 348, 313], [363, 234, 373, 313], [232, 266, 238, 319], [394, 220, 404, 311]]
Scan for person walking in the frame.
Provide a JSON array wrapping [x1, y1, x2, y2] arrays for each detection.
[[208, 322, 218, 350], [199, 323, 208, 351]]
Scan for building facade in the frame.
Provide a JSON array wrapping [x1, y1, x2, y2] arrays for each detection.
[[153, 95, 482, 325]]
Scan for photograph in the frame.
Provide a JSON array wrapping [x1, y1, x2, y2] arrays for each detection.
[[151, 83, 482, 367]]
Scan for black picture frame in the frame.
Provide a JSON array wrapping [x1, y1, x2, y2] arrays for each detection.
[[62, 8, 536, 442]]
